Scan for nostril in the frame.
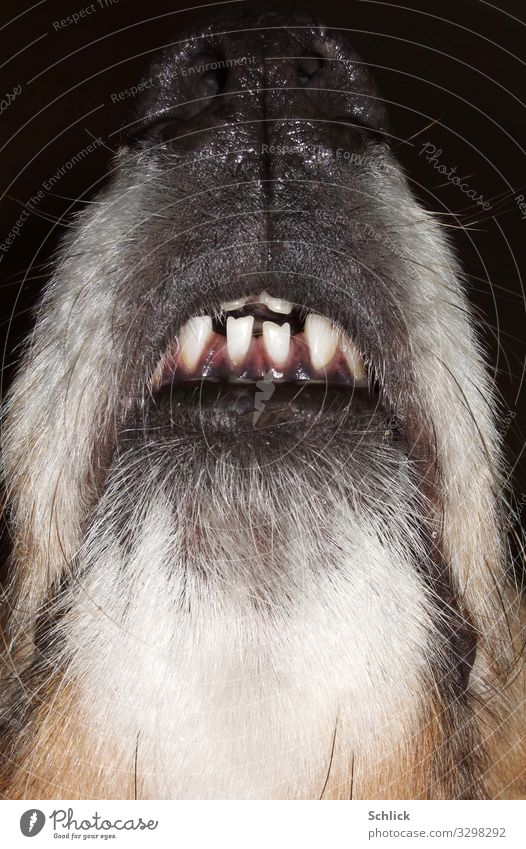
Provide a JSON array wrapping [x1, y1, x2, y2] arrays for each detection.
[[195, 53, 228, 98], [297, 53, 324, 86]]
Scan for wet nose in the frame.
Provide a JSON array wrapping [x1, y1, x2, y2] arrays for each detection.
[[125, 9, 387, 145]]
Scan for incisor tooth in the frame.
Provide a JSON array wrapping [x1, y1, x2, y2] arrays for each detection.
[[304, 314, 338, 369], [227, 315, 254, 365], [179, 316, 213, 370], [259, 291, 293, 314], [221, 296, 246, 312], [341, 337, 366, 381], [263, 321, 290, 366]]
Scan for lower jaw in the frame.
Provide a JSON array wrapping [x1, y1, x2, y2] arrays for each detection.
[[109, 382, 417, 550]]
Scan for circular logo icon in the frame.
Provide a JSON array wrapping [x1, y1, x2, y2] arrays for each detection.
[[20, 809, 46, 837]]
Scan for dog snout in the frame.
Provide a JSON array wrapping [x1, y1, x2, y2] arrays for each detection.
[[116, 9, 397, 346]]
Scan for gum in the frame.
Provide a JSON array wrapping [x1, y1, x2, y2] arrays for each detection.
[[157, 332, 365, 387]]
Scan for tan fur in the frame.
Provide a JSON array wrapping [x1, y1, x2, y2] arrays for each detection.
[[0, 682, 135, 800]]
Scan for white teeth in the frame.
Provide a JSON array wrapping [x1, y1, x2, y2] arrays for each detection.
[[173, 305, 364, 381], [221, 296, 247, 312], [341, 337, 366, 381], [227, 315, 254, 365], [304, 314, 338, 369], [179, 316, 213, 370], [262, 321, 290, 366], [259, 291, 294, 314]]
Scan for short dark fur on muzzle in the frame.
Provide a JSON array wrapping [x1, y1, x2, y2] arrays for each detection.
[[0, 5, 524, 800]]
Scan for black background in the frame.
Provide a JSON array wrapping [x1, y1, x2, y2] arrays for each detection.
[[0, 0, 525, 520]]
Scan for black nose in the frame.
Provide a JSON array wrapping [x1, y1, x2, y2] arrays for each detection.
[[124, 8, 388, 147]]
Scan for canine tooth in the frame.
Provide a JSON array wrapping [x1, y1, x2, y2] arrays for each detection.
[[221, 296, 246, 312], [259, 291, 293, 314], [342, 337, 366, 381], [262, 321, 290, 366], [179, 316, 213, 370], [304, 314, 338, 369], [150, 357, 167, 390], [227, 315, 254, 365]]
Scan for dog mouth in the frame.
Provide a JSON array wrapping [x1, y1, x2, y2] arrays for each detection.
[[151, 292, 368, 390], [144, 292, 375, 434]]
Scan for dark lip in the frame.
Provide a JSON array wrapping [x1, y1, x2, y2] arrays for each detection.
[[143, 380, 379, 437], [119, 380, 391, 481]]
